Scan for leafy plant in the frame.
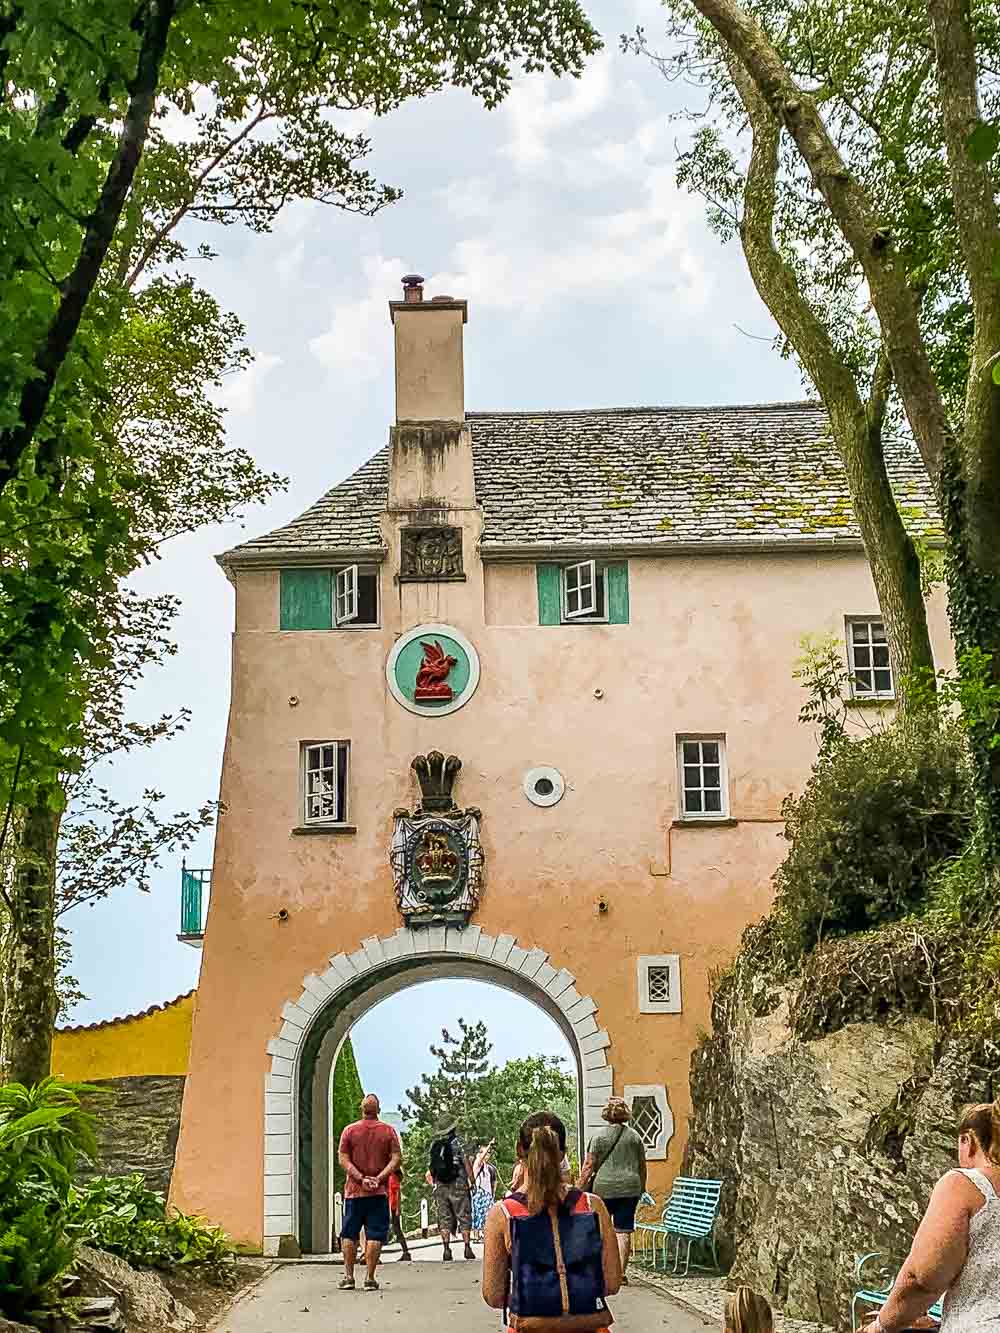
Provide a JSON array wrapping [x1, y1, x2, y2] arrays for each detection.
[[67, 1174, 232, 1273], [0, 1079, 98, 1197], [772, 719, 975, 956], [0, 1078, 97, 1319]]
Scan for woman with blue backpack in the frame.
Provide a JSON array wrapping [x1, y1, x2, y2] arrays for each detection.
[[481, 1111, 621, 1331]]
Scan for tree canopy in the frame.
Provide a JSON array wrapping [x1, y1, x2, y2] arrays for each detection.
[[398, 1021, 577, 1224], [635, 0, 1000, 853]]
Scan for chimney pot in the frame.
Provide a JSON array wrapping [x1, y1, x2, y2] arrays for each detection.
[[401, 273, 424, 303]]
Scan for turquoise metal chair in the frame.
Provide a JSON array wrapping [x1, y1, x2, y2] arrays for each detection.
[[635, 1178, 722, 1276], [851, 1253, 943, 1329]]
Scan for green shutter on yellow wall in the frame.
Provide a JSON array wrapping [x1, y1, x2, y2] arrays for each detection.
[[606, 562, 629, 624], [536, 564, 562, 625], [280, 569, 333, 630]]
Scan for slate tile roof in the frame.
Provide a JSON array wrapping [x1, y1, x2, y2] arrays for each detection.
[[222, 403, 940, 564]]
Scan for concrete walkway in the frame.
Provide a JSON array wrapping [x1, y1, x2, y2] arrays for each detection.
[[217, 1251, 711, 1332]]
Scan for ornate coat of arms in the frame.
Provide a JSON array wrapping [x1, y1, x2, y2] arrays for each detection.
[[399, 526, 464, 582], [391, 751, 483, 926]]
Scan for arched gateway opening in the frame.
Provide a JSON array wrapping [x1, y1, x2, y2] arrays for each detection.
[[263, 925, 612, 1255]]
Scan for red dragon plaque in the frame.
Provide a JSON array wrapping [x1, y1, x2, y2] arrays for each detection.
[[414, 640, 458, 701]]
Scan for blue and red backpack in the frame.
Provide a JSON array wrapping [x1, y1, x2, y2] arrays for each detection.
[[500, 1189, 612, 1331]]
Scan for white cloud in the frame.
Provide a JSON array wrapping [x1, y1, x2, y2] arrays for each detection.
[[218, 352, 283, 415], [503, 52, 614, 169], [309, 254, 410, 380]]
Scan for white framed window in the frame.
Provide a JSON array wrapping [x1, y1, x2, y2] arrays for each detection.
[[335, 565, 379, 627], [624, 1084, 674, 1161], [846, 617, 894, 698], [301, 741, 349, 825], [637, 955, 682, 1014], [677, 736, 728, 819], [335, 566, 359, 624], [562, 559, 607, 622]]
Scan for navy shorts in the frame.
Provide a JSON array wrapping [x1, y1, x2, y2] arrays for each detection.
[[342, 1194, 390, 1243], [604, 1195, 640, 1233]]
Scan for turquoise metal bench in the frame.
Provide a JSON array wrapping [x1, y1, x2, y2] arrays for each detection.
[[635, 1177, 722, 1276], [851, 1253, 943, 1329]]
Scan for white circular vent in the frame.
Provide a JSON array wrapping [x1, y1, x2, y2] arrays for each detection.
[[523, 766, 565, 807]]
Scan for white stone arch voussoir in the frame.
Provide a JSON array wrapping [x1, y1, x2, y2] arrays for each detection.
[[261, 924, 613, 1255]]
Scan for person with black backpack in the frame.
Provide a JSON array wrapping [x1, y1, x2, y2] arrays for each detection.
[[481, 1111, 621, 1332], [428, 1115, 476, 1261]]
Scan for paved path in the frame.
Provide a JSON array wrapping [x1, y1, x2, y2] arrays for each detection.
[[217, 1247, 710, 1332]]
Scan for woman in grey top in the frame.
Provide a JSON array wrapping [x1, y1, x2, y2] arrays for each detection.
[[578, 1096, 647, 1283], [859, 1099, 1000, 1333]]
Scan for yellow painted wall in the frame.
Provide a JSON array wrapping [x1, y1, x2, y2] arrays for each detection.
[[52, 991, 195, 1081]]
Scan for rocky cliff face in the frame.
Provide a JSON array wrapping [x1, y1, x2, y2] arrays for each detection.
[[683, 936, 998, 1329], [81, 1076, 185, 1196]]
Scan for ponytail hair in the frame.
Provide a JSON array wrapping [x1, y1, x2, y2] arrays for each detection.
[[958, 1100, 1000, 1166], [725, 1287, 773, 1333], [516, 1111, 567, 1214]]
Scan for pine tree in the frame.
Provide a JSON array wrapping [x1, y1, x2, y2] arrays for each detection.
[[331, 1038, 365, 1195], [402, 1018, 493, 1130]]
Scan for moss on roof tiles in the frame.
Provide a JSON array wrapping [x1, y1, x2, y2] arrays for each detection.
[[221, 402, 939, 560]]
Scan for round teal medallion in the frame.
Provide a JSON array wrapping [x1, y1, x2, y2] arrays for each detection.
[[386, 623, 481, 717]]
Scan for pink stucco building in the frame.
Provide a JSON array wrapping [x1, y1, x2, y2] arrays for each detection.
[[170, 277, 947, 1254]]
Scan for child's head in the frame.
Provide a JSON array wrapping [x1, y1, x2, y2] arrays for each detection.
[[725, 1287, 773, 1333]]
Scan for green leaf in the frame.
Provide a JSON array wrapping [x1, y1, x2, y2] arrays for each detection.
[[966, 121, 1000, 164], [992, 360, 1000, 386]]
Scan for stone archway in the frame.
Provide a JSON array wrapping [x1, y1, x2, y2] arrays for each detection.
[[262, 924, 613, 1255]]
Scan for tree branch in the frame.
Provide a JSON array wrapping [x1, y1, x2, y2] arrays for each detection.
[[124, 103, 270, 290], [728, 50, 935, 702], [689, 0, 951, 491], [867, 344, 894, 440], [731, 56, 865, 422], [0, 0, 177, 495]]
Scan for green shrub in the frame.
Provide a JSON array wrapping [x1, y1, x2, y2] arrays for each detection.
[[0, 1198, 76, 1321], [67, 1174, 232, 1272], [772, 718, 975, 956], [0, 1078, 97, 1320]]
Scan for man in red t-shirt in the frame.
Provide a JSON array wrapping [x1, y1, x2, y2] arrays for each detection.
[[337, 1093, 401, 1291]]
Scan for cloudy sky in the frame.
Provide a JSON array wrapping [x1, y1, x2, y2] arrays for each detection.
[[65, 0, 803, 1112]]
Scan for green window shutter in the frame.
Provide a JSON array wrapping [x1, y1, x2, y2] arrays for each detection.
[[537, 564, 562, 625], [606, 562, 630, 624], [280, 568, 333, 630]]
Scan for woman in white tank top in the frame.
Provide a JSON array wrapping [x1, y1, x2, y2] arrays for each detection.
[[859, 1100, 1000, 1333]]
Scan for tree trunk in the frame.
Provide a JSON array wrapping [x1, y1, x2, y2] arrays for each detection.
[[0, 905, 9, 1081], [727, 60, 937, 705], [3, 794, 61, 1086], [845, 417, 936, 708]]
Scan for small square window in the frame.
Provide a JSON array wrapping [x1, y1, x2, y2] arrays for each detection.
[[335, 566, 379, 627], [637, 955, 682, 1013], [562, 560, 607, 622], [676, 736, 729, 820], [847, 617, 895, 698], [301, 741, 349, 825]]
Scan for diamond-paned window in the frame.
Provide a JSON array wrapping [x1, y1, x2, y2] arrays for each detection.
[[637, 955, 682, 1014], [847, 617, 894, 698], [624, 1084, 674, 1160], [630, 1095, 663, 1151], [647, 966, 671, 1004]]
